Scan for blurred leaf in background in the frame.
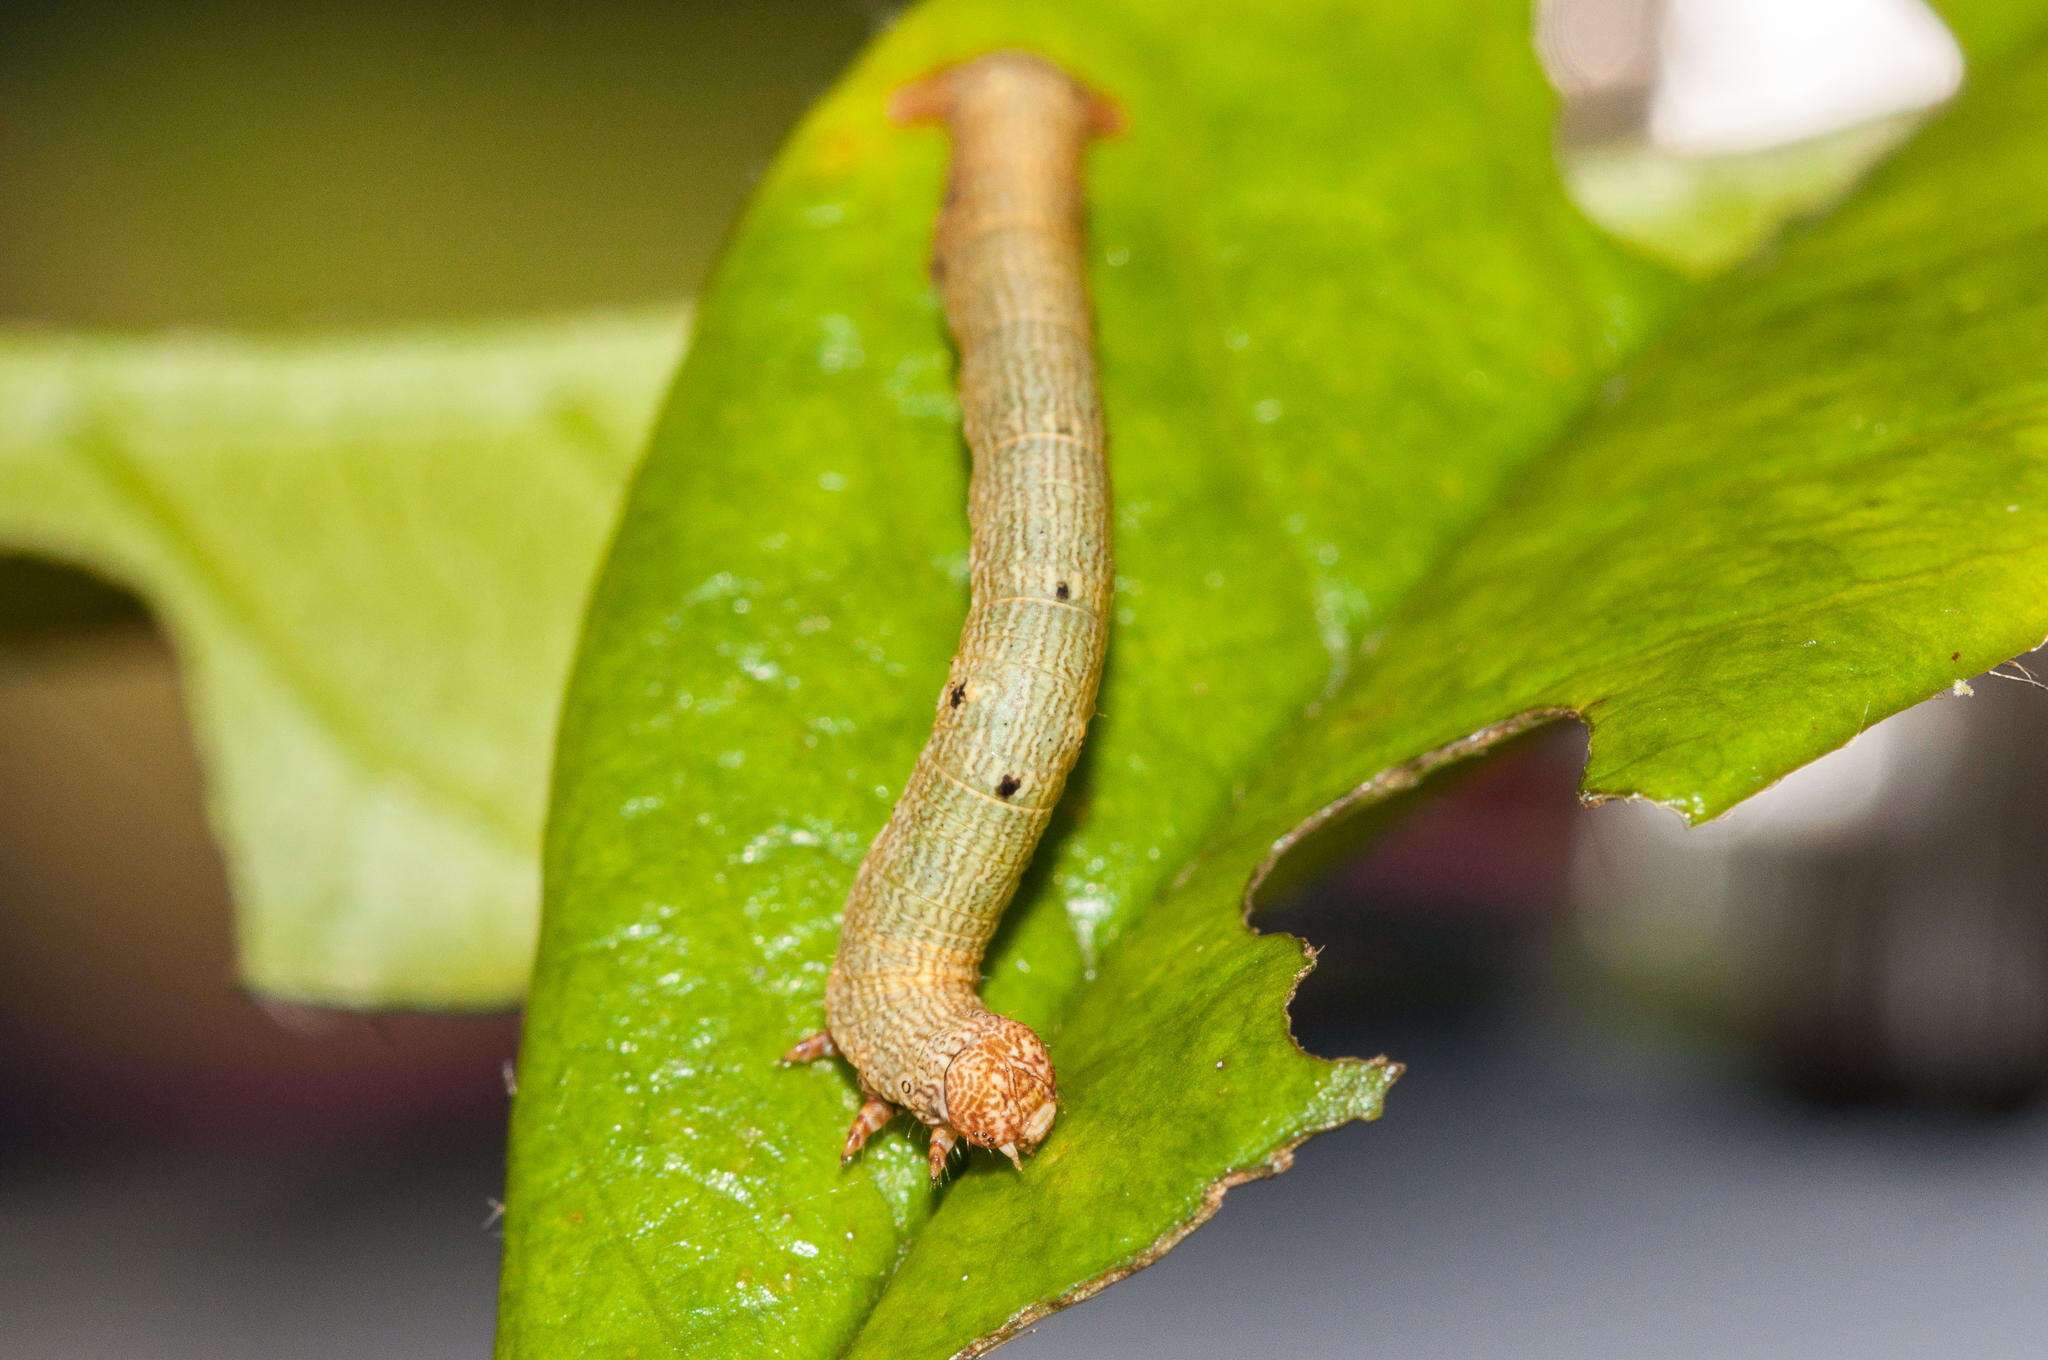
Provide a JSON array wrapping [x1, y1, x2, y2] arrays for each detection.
[[0, 316, 681, 1003]]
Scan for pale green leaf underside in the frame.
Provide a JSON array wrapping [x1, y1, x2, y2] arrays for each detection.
[[0, 313, 684, 1004]]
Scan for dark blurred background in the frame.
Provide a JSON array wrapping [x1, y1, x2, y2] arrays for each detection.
[[7, 2, 2047, 1357], [0, 0, 876, 327]]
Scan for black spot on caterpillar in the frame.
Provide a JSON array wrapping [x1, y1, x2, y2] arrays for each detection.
[[782, 50, 1121, 1181]]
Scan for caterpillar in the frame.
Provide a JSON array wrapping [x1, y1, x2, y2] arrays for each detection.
[[783, 50, 1121, 1181]]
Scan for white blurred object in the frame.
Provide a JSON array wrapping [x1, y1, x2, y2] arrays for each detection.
[[1650, 0, 1963, 154], [1537, 0, 1661, 97]]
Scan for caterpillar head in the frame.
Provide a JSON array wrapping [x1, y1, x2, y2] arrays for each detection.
[[943, 1015, 1058, 1164]]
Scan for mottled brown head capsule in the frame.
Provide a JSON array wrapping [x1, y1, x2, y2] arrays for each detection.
[[944, 1016, 1059, 1156], [783, 49, 1116, 1181]]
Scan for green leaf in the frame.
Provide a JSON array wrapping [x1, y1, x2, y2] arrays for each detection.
[[505, 0, 2048, 1351], [1240, 14, 2048, 845], [506, 0, 2048, 1354], [511, 0, 1642, 1344], [0, 313, 683, 1005]]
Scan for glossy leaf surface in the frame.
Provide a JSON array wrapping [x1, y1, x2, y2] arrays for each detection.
[[502, 1, 2048, 1355]]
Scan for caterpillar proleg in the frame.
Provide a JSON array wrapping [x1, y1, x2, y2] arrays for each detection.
[[783, 51, 1120, 1181]]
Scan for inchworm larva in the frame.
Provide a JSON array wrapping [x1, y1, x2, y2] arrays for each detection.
[[783, 51, 1120, 1181]]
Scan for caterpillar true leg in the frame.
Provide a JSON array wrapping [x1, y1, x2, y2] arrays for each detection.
[[778, 1031, 838, 1065], [841, 1097, 898, 1164], [783, 51, 1118, 1182], [928, 1125, 959, 1181]]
